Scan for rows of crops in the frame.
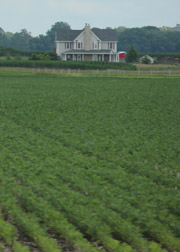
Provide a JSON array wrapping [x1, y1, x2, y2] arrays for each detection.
[[0, 71, 180, 252], [0, 60, 136, 70]]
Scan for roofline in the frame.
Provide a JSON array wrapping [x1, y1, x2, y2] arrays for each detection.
[[63, 51, 115, 55], [73, 30, 84, 41], [102, 40, 118, 42], [90, 30, 102, 42], [55, 41, 73, 42], [56, 40, 118, 43]]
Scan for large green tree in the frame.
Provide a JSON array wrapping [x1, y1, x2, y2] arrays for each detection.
[[9, 29, 32, 51], [46, 22, 71, 46], [30, 21, 71, 51], [126, 44, 138, 63]]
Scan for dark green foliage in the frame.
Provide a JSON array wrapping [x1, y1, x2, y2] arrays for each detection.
[[0, 46, 32, 57], [46, 21, 71, 45], [0, 59, 136, 70], [5, 53, 11, 60], [0, 21, 71, 51], [126, 45, 138, 63], [29, 53, 50, 61], [29, 52, 60, 61], [139, 52, 180, 59], [0, 47, 60, 60], [117, 26, 180, 53], [9, 29, 32, 51]]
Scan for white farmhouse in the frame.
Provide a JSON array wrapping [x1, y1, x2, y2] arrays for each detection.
[[55, 24, 119, 62]]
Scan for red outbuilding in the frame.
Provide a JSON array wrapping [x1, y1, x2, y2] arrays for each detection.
[[118, 51, 126, 62]]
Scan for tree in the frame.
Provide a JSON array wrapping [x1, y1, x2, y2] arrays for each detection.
[[126, 45, 138, 63], [29, 35, 51, 51], [46, 22, 71, 43], [0, 27, 7, 47], [9, 29, 32, 50]]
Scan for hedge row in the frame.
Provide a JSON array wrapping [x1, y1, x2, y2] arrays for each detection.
[[0, 60, 136, 70], [139, 52, 180, 59], [0, 47, 34, 57]]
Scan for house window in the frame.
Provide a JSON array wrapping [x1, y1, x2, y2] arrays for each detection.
[[109, 42, 113, 49], [109, 42, 115, 50], [78, 42, 81, 49], [65, 42, 71, 49], [92, 42, 98, 49], [67, 42, 70, 49]]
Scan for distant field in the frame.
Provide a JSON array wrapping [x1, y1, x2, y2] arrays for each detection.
[[0, 70, 180, 252]]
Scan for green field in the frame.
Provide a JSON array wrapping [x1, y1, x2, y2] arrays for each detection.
[[0, 69, 180, 252]]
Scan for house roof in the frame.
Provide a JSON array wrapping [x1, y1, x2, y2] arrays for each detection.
[[56, 28, 117, 41], [92, 28, 117, 41], [56, 30, 83, 41]]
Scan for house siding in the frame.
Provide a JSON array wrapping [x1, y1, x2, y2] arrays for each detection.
[[74, 32, 84, 50], [91, 33, 101, 50]]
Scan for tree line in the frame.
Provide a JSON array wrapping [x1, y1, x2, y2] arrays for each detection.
[[0, 22, 180, 53], [117, 26, 180, 53], [0, 22, 71, 52]]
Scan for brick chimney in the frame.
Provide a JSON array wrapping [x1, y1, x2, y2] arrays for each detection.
[[84, 24, 91, 51]]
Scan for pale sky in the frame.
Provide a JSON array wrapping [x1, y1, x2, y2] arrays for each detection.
[[1, 0, 180, 36]]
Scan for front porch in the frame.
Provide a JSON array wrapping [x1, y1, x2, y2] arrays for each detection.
[[62, 50, 118, 62]]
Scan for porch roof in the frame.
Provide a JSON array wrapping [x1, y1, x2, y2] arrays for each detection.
[[63, 49, 114, 55]]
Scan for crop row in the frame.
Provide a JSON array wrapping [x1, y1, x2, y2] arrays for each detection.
[[0, 59, 136, 70], [0, 74, 179, 251], [0, 113, 180, 251]]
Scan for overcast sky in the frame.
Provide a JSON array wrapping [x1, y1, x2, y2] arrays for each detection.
[[1, 0, 180, 36]]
